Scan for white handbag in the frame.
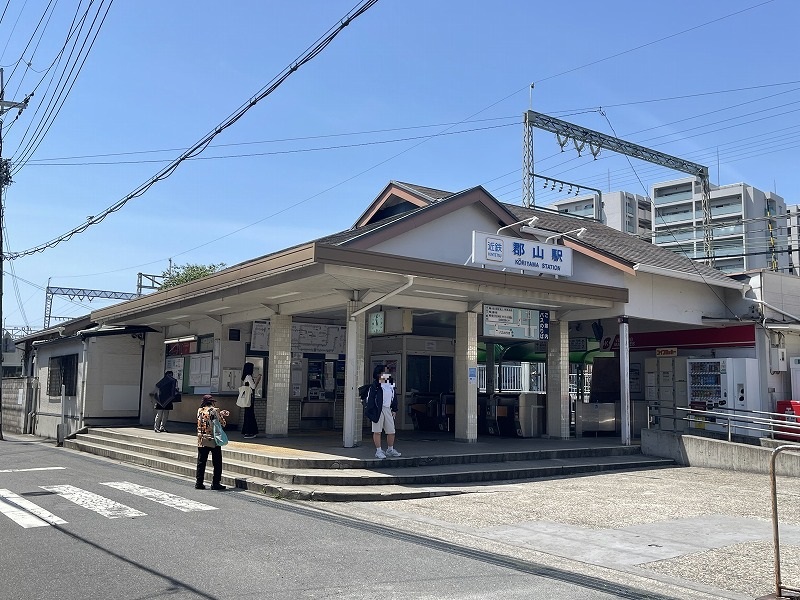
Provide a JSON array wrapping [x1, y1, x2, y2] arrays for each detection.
[[236, 385, 252, 408]]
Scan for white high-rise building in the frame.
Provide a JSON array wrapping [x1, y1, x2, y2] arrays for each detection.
[[552, 191, 651, 236], [651, 177, 788, 274], [786, 205, 800, 275]]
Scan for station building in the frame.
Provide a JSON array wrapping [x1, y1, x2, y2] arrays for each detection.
[[17, 181, 800, 445]]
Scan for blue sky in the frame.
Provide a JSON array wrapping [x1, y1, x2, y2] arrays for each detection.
[[0, 0, 797, 329]]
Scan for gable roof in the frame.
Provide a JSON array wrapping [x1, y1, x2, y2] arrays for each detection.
[[352, 180, 454, 228]]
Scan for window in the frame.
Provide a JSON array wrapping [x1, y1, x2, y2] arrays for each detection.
[[47, 354, 78, 396]]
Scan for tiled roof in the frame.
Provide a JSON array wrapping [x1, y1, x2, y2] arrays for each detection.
[[239, 182, 737, 287], [392, 181, 454, 201], [502, 203, 735, 284]]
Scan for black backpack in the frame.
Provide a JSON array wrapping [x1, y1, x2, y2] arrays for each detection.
[[358, 384, 370, 407]]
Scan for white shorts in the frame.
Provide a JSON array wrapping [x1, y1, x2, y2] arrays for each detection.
[[372, 405, 396, 434]]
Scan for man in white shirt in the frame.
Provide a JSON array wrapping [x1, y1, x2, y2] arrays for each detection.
[[367, 365, 401, 459]]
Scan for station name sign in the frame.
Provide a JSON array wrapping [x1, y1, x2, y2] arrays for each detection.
[[483, 304, 549, 341], [471, 231, 573, 276]]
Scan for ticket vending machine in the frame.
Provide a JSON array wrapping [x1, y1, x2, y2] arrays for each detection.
[[290, 356, 343, 429], [686, 358, 759, 436]]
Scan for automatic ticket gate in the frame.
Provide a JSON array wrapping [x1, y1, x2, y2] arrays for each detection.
[[407, 392, 455, 431], [407, 391, 543, 436], [485, 393, 545, 438]]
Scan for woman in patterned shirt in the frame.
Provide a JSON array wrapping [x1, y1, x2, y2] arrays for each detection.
[[195, 394, 229, 490]]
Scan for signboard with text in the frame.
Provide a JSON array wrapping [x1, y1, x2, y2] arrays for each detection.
[[471, 231, 573, 276], [483, 304, 549, 341]]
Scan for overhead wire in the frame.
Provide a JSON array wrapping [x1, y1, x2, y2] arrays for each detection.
[[4, 0, 381, 260], [11, 0, 112, 173]]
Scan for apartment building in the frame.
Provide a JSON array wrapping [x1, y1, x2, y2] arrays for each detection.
[[552, 191, 652, 236], [651, 177, 788, 274], [787, 205, 800, 275]]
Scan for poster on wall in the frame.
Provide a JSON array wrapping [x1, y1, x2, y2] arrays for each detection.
[[165, 357, 185, 392], [250, 320, 346, 354], [251, 320, 269, 351], [189, 352, 213, 387]]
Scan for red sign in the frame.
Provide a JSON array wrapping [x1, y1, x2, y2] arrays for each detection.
[[603, 324, 755, 352]]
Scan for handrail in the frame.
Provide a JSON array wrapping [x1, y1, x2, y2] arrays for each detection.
[[768, 445, 800, 598], [673, 406, 800, 442]]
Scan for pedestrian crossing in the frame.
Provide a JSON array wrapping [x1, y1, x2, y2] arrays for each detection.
[[0, 481, 217, 528]]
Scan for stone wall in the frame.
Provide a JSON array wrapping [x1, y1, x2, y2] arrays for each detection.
[[1, 377, 32, 434]]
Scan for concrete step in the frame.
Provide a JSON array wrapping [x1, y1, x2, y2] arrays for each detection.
[[64, 429, 676, 501], [74, 427, 646, 469]]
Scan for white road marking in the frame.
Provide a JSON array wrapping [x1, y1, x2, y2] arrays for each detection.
[[40, 485, 147, 519], [0, 489, 66, 528], [100, 482, 217, 512], [0, 467, 67, 473]]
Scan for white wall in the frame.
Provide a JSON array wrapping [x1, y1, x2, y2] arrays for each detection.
[[84, 335, 142, 417], [368, 203, 500, 263]]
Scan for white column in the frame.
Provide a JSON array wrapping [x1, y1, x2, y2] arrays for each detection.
[[546, 318, 570, 439], [618, 316, 631, 446], [343, 301, 365, 448], [265, 314, 291, 437], [454, 311, 478, 443]]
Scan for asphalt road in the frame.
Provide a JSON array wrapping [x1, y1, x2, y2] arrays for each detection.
[[0, 436, 679, 600]]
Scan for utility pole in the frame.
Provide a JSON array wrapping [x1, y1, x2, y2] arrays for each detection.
[[0, 68, 29, 441]]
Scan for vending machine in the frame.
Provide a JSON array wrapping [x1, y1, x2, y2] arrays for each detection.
[[686, 358, 760, 436], [645, 356, 688, 432]]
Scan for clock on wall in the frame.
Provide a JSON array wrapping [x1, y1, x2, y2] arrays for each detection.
[[368, 311, 385, 335]]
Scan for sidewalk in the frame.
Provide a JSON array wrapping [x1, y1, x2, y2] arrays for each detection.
[[315, 464, 799, 599]]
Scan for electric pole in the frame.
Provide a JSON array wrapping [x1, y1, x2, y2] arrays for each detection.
[[0, 68, 29, 441]]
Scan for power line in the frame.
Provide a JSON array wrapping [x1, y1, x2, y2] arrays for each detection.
[[4, 0, 381, 260]]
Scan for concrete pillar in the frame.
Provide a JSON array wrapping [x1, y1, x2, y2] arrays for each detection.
[[546, 318, 570, 439], [343, 302, 366, 448], [454, 311, 478, 443], [265, 314, 291, 437], [619, 316, 631, 446]]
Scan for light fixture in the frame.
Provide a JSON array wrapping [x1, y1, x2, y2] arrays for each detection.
[[164, 335, 198, 344], [496, 216, 538, 235], [416, 290, 468, 299], [544, 227, 587, 243], [264, 291, 300, 300], [516, 301, 560, 308]]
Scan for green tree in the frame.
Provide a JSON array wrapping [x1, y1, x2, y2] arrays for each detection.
[[159, 262, 226, 290]]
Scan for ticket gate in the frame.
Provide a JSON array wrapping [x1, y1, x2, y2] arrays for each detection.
[[437, 393, 455, 432], [486, 393, 519, 436], [486, 393, 544, 437], [406, 392, 438, 430], [477, 393, 490, 435], [407, 392, 456, 432]]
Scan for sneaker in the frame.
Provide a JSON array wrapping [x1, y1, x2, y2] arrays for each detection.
[[154, 427, 160, 433], [195, 483, 206, 490], [243, 434, 256, 439], [385, 448, 402, 458], [159, 428, 168, 433], [210, 484, 227, 491], [375, 448, 386, 460]]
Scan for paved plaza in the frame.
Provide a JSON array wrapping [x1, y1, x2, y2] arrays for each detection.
[[316, 465, 800, 599]]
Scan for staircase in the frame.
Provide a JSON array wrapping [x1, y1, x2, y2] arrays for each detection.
[[65, 428, 675, 501]]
